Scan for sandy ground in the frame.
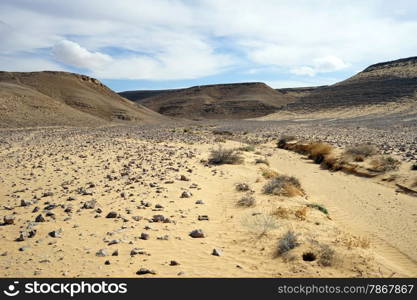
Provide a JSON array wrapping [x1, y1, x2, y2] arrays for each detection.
[[0, 127, 416, 277]]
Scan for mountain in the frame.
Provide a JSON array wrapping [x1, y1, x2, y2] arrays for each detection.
[[0, 71, 164, 127], [279, 56, 417, 112], [119, 82, 294, 119]]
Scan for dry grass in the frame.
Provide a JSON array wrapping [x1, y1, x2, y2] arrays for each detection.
[[255, 158, 269, 166], [277, 135, 297, 148], [339, 234, 371, 249], [276, 230, 300, 256], [307, 143, 334, 164], [235, 182, 251, 192], [294, 207, 308, 220], [318, 244, 336, 267], [242, 213, 280, 237], [345, 144, 378, 158], [239, 144, 255, 152], [262, 175, 303, 197], [370, 156, 400, 172], [237, 194, 256, 207], [260, 167, 279, 179], [271, 207, 290, 219], [208, 146, 243, 165]]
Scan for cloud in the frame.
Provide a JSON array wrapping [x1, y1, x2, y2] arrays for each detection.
[[52, 40, 112, 69], [1, 0, 417, 83]]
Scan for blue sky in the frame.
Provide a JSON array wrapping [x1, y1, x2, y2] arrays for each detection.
[[1, 0, 417, 92]]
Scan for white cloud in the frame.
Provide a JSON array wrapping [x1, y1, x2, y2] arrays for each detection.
[[1, 0, 417, 82], [52, 40, 112, 69]]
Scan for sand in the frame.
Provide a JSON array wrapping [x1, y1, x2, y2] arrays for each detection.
[[0, 126, 416, 278]]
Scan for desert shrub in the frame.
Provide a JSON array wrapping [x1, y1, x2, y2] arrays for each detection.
[[345, 144, 378, 158], [208, 146, 243, 165], [294, 207, 308, 220], [307, 203, 328, 215], [255, 158, 269, 166], [340, 234, 370, 249], [260, 167, 279, 179], [239, 144, 255, 152], [318, 244, 336, 267], [271, 206, 290, 219], [263, 175, 302, 196], [242, 213, 280, 236], [320, 154, 343, 171], [237, 195, 256, 207], [235, 182, 251, 192], [370, 156, 400, 172], [308, 143, 334, 164], [411, 164, 417, 171], [214, 137, 226, 143], [277, 230, 300, 255], [277, 135, 297, 148]]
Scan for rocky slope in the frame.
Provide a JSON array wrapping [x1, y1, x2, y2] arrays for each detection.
[[0, 71, 164, 127], [280, 57, 417, 112], [120, 82, 294, 119]]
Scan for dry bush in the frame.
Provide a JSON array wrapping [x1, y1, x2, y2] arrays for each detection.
[[242, 213, 280, 236], [255, 158, 269, 166], [271, 206, 290, 219], [277, 135, 297, 148], [260, 167, 279, 179], [263, 175, 302, 197], [277, 230, 300, 256], [294, 207, 308, 220], [318, 244, 336, 267], [212, 129, 233, 136], [214, 137, 226, 143], [370, 156, 400, 172], [208, 146, 243, 165], [237, 195, 256, 207], [235, 182, 251, 192], [345, 144, 378, 158], [320, 154, 343, 171], [308, 143, 334, 164]]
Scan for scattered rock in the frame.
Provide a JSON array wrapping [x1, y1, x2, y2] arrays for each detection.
[[189, 229, 205, 238]]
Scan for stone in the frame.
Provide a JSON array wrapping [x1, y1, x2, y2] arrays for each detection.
[[140, 233, 150, 240], [212, 248, 222, 256], [3, 215, 15, 225], [21, 200, 32, 207], [106, 211, 118, 218], [136, 268, 156, 275], [189, 229, 205, 238], [180, 191, 192, 198], [96, 249, 109, 257], [49, 229, 63, 238], [198, 215, 209, 221], [82, 200, 96, 209]]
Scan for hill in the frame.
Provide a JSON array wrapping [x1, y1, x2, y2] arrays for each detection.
[[119, 82, 294, 119], [279, 56, 417, 112], [0, 71, 164, 128]]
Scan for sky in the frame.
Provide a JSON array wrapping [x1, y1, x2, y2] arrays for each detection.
[[1, 0, 417, 92]]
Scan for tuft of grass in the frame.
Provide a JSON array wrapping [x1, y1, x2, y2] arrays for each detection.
[[262, 175, 302, 197], [260, 167, 278, 179], [307, 203, 329, 215], [277, 230, 300, 255], [370, 156, 400, 172], [208, 146, 243, 165], [255, 158, 269, 166], [242, 213, 280, 237], [345, 144, 378, 158], [235, 182, 251, 192], [237, 195, 256, 207]]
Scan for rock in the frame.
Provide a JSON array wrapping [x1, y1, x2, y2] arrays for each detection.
[[21, 200, 32, 207], [130, 248, 145, 256], [140, 233, 150, 240], [104, 260, 111, 265], [212, 248, 222, 256], [82, 200, 96, 209], [180, 175, 189, 181], [195, 200, 204, 204], [42, 192, 54, 197], [112, 250, 119, 256], [106, 211, 118, 218], [155, 204, 164, 209], [19, 246, 30, 251], [107, 239, 120, 245], [198, 215, 209, 221], [35, 214, 45, 222], [180, 191, 192, 198], [49, 229, 63, 238], [3, 215, 15, 225], [189, 229, 205, 238], [96, 249, 109, 257], [136, 268, 156, 275], [170, 260, 180, 266], [67, 196, 77, 201], [152, 214, 166, 222]]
